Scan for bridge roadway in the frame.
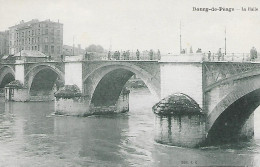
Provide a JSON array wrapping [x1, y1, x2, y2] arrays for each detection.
[[0, 54, 260, 146]]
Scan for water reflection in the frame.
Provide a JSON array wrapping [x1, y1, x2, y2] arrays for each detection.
[[54, 115, 130, 166], [0, 91, 259, 166]]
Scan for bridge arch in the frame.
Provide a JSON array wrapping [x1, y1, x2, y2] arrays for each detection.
[[206, 74, 260, 143], [0, 65, 15, 88], [83, 62, 160, 107], [26, 64, 64, 96]]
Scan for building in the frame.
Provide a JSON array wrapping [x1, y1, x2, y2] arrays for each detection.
[[13, 50, 48, 62], [9, 19, 63, 60], [63, 44, 85, 56], [0, 30, 9, 57]]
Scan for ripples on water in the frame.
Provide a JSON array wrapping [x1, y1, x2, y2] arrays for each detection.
[[0, 89, 260, 166]]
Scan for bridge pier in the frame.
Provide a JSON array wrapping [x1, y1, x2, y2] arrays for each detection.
[[4, 61, 30, 102], [64, 61, 83, 91], [160, 62, 203, 107], [54, 85, 130, 116], [15, 60, 25, 84], [54, 58, 131, 116]]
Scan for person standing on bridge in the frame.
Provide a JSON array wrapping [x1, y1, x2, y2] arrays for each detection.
[[85, 51, 89, 60], [157, 49, 161, 60], [108, 51, 111, 60], [122, 51, 126, 60], [118, 51, 121, 60], [208, 51, 211, 61], [149, 49, 154, 60], [126, 50, 130, 60], [217, 48, 222, 61], [115, 51, 119, 60], [113, 51, 116, 60], [61, 54, 64, 61], [136, 49, 140, 60]]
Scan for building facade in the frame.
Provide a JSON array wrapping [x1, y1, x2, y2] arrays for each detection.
[[9, 19, 63, 60], [0, 30, 9, 57]]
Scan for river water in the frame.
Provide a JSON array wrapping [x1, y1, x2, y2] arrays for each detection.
[[0, 88, 260, 166]]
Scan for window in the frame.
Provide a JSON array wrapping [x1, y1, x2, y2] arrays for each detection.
[[35, 46, 37, 50], [51, 46, 54, 54], [57, 30, 60, 36], [44, 45, 48, 53], [29, 31, 30, 36], [57, 46, 60, 54], [45, 29, 48, 35], [32, 30, 34, 36], [38, 29, 40, 35], [22, 32, 24, 37], [29, 38, 30, 44], [32, 46, 34, 50], [38, 37, 40, 43], [44, 37, 48, 43], [32, 38, 34, 44], [38, 45, 40, 51], [51, 37, 54, 43]]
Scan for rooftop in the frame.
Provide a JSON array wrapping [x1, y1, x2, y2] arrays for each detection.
[[14, 50, 48, 58], [9, 19, 62, 29]]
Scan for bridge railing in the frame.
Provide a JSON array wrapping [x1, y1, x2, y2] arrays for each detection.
[[203, 53, 253, 62], [161, 53, 204, 62], [84, 51, 161, 61], [161, 53, 257, 63], [1, 52, 255, 64]]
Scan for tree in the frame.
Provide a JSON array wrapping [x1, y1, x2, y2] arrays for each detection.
[[250, 47, 257, 60], [86, 44, 104, 53]]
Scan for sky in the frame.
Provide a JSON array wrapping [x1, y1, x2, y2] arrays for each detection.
[[0, 0, 259, 54]]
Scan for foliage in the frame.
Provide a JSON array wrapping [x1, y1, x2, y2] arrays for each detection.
[[250, 47, 257, 60], [54, 85, 82, 98], [5, 80, 24, 89], [85, 44, 104, 53]]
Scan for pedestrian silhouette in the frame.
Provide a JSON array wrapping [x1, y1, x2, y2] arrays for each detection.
[[136, 49, 140, 60]]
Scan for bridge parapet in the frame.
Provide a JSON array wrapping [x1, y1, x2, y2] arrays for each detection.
[[203, 62, 260, 92]]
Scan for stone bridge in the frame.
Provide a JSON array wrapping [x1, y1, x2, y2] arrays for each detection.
[[202, 62, 260, 143], [1, 57, 260, 145]]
